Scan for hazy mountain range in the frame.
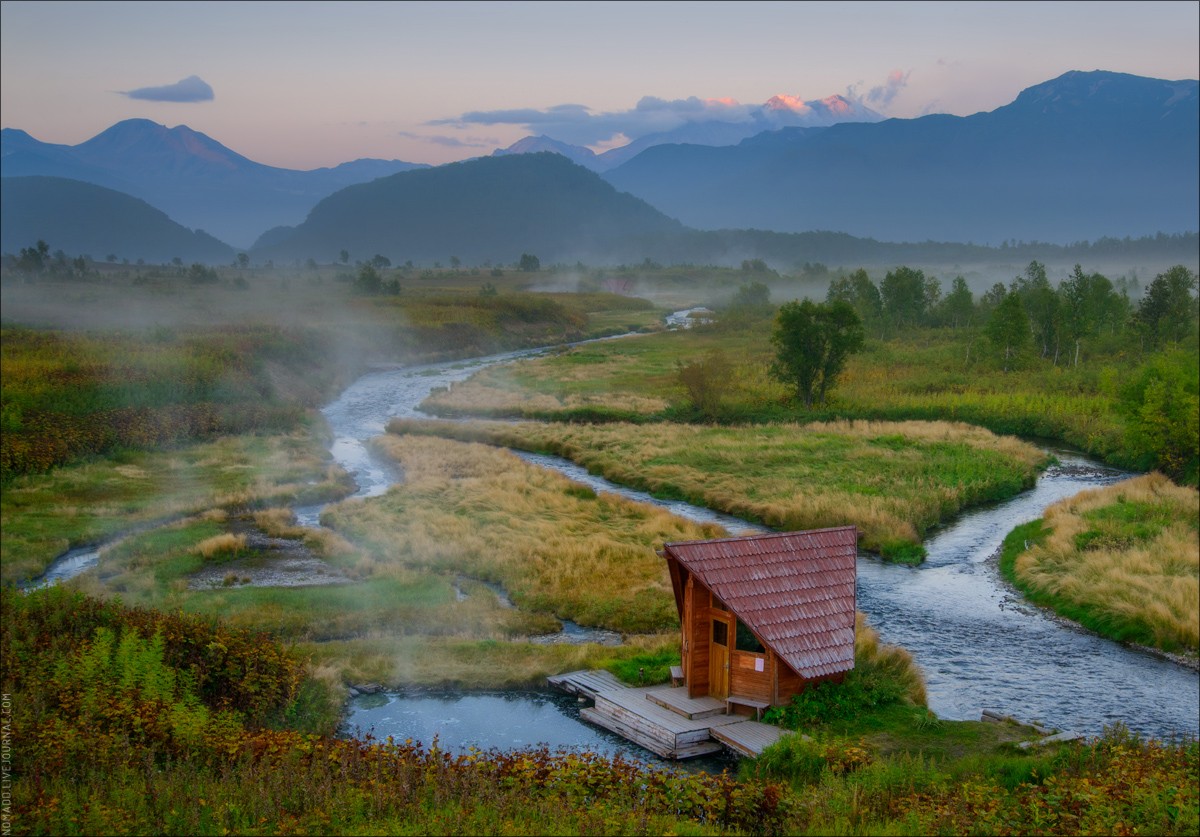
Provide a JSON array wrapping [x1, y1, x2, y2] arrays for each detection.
[[0, 119, 427, 247], [1, 70, 1196, 266], [492, 92, 882, 172], [602, 71, 1198, 244]]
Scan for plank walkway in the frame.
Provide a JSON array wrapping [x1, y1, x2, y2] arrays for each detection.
[[548, 670, 789, 759], [711, 721, 790, 757], [546, 669, 626, 700]]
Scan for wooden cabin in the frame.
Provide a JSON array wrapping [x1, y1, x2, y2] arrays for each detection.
[[660, 527, 858, 714]]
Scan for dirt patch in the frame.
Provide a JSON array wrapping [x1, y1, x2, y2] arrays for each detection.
[[188, 515, 352, 589]]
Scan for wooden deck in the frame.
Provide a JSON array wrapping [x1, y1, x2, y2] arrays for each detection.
[[549, 670, 790, 760], [710, 720, 791, 757], [546, 669, 626, 700]]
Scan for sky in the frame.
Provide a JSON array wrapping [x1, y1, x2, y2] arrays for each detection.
[[2, 1, 1198, 170]]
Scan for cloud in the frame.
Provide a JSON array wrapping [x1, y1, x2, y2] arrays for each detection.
[[397, 130, 499, 148], [431, 91, 876, 147], [866, 69, 911, 108], [122, 75, 213, 103]]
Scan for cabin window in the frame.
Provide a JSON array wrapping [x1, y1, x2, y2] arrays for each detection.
[[735, 620, 764, 653], [712, 619, 728, 647], [712, 595, 728, 612]]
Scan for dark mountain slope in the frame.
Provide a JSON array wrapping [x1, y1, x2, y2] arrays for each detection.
[[603, 71, 1199, 244], [253, 152, 685, 264], [1, 176, 235, 264]]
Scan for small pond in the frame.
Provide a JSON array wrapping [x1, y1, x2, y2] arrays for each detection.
[[342, 689, 738, 774]]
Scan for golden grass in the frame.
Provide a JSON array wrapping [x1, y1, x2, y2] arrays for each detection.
[[385, 418, 1047, 558], [855, 612, 928, 707], [423, 362, 672, 416], [321, 435, 725, 634], [1014, 473, 1200, 652], [195, 533, 247, 560]]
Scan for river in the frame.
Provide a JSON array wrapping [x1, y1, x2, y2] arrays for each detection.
[[35, 327, 1200, 746], [321, 341, 1198, 744]]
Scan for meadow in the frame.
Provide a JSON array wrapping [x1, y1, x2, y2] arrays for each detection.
[[2, 260, 1197, 835], [419, 319, 1197, 483], [383, 417, 1049, 562], [4, 584, 1195, 836], [999, 472, 1200, 656]]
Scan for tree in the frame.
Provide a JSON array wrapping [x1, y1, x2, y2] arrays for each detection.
[[16, 240, 49, 273], [518, 253, 541, 272], [353, 263, 382, 294], [740, 258, 771, 273], [1010, 261, 1063, 363], [1115, 348, 1199, 484], [770, 300, 864, 408], [1060, 265, 1123, 366], [938, 276, 975, 328], [236, 253, 250, 269], [339, 249, 350, 265], [879, 266, 928, 330], [371, 254, 392, 269], [985, 290, 1030, 371], [1137, 265, 1199, 347], [826, 269, 882, 327], [676, 350, 734, 419], [724, 281, 772, 323]]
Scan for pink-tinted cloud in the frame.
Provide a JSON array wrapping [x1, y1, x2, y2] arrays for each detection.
[[866, 69, 911, 107], [432, 90, 879, 146]]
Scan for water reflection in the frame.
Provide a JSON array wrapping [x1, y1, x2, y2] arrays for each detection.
[[342, 689, 737, 774]]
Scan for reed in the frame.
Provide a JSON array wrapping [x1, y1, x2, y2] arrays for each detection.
[[386, 418, 1048, 561], [321, 434, 724, 632], [1003, 473, 1199, 654]]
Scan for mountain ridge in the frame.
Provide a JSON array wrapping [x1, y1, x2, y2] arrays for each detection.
[[600, 70, 1198, 245], [0, 120, 428, 247]]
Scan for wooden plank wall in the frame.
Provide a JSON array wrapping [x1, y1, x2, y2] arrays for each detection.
[[687, 583, 710, 696], [777, 666, 846, 704], [730, 651, 772, 704]]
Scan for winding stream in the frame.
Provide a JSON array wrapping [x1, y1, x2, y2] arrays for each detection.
[[321, 341, 1198, 743], [36, 325, 1200, 745]]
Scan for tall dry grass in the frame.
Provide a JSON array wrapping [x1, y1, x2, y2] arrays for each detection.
[[1014, 473, 1199, 653], [386, 418, 1047, 560], [321, 435, 724, 634], [854, 612, 928, 707]]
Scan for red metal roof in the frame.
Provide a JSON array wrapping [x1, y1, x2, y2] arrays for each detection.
[[662, 527, 858, 680]]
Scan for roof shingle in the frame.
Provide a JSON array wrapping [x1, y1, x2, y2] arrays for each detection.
[[662, 527, 857, 679]]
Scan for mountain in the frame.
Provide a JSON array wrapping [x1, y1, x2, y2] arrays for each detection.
[[493, 135, 599, 168], [252, 152, 685, 264], [602, 71, 1199, 244], [248, 149, 1199, 272], [1, 176, 235, 263], [493, 93, 882, 173], [0, 119, 427, 248]]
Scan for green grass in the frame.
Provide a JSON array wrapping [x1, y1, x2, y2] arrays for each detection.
[[386, 417, 1049, 562], [0, 420, 353, 584], [416, 321, 1192, 480], [8, 585, 1196, 837], [999, 474, 1200, 655]]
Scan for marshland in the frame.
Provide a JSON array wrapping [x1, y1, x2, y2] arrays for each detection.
[[2, 254, 1197, 835]]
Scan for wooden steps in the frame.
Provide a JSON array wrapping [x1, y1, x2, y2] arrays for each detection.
[[645, 686, 727, 719], [710, 721, 790, 757], [548, 670, 790, 759], [584, 686, 735, 759], [546, 669, 626, 701]]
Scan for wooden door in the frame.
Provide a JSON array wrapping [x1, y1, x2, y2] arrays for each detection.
[[709, 613, 731, 699]]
